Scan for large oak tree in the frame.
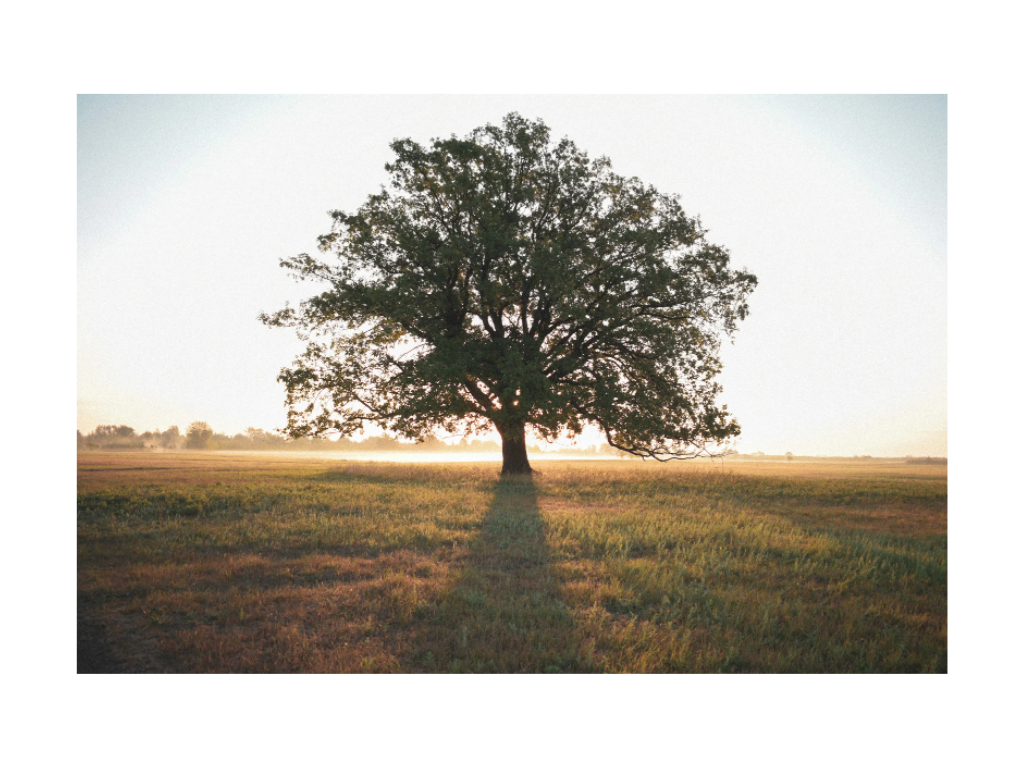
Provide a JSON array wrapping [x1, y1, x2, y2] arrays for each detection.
[[262, 114, 757, 475]]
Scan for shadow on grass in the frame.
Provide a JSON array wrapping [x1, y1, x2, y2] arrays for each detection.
[[410, 476, 581, 673], [78, 610, 124, 674]]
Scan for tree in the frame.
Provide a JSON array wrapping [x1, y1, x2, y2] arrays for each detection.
[[245, 427, 270, 446], [185, 421, 213, 450], [262, 114, 757, 475], [159, 425, 181, 449]]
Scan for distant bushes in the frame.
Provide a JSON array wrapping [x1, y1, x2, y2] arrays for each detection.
[[77, 423, 505, 453], [78, 425, 147, 451], [75, 423, 638, 456]]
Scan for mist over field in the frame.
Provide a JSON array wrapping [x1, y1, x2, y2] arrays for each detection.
[[77, 423, 945, 464], [76, 422, 633, 459]]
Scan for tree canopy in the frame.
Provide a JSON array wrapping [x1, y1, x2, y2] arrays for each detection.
[[185, 421, 213, 450], [262, 113, 757, 474]]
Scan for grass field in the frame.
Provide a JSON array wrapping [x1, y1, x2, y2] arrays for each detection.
[[78, 452, 946, 673]]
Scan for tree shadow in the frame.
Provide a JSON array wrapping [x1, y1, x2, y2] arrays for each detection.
[[78, 611, 124, 674], [411, 476, 580, 673]]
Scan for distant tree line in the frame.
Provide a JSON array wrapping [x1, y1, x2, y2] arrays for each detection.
[[76, 422, 627, 455], [730, 452, 946, 463]]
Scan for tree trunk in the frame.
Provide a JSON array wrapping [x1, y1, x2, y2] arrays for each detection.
[[499, 423, 533, 476]]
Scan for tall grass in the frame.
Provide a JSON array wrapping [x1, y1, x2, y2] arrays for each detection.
[[78, 453, 946, 673]]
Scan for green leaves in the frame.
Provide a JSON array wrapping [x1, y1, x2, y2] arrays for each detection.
[[263, 113, 757, 459]]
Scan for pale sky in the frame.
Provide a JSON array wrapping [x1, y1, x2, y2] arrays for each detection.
[[78, 95, 946, 457]]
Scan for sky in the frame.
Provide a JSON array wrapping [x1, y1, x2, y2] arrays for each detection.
[[78, 95, 946, 457]]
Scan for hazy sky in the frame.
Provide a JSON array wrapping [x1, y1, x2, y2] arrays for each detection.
[[78, 95, 946, 456]]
